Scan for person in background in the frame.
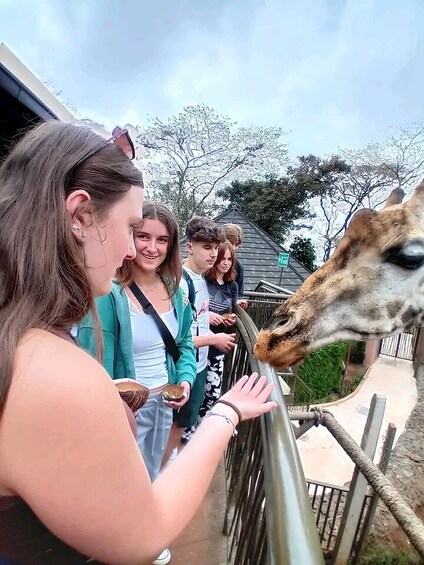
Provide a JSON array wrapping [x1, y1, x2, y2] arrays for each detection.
[[202, 240, 238, 420], [222, 223, 248, 309], [163, 217, 237, 457], [79, 201, 197, 565], [0, 122, 276, 565]]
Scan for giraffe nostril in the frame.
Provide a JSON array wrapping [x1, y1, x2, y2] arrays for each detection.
[[262, 313, 291, 330], [276, 316, 290, 328]]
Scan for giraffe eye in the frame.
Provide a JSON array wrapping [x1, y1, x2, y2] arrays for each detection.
[[385, 241, 424, 270]]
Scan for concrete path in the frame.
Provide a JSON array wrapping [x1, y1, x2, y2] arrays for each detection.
[[170, 459, 227, 565], [297, 355, 418, 487]]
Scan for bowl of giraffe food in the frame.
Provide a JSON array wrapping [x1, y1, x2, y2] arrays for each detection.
[[162, 384, 185, 402], [115, 379, 149, 412]]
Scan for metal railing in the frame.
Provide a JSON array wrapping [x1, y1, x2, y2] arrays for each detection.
[[306, 479, 372, 561], [379, 328, 417, 360], [222, 305, 324, 565], [253, 279, 294, 296], [243, 292, 288, 330], [244, 280, 292, 335]]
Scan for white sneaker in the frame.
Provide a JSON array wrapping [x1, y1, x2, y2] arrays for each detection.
[[152, 548, 171, 565]]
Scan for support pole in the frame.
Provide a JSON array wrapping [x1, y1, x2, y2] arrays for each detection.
[[354, 423, 397, 564], [332, 394, 386, 565], [321, 411, 424, 560]]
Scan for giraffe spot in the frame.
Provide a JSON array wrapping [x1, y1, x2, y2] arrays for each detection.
[[333, 240, 361, 271], [339, 287, 361, 301], [367, 307, 381, 321], [386, 301, 403, 319], [401, 306, 419, 325]]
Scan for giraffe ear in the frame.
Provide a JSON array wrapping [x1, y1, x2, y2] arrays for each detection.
[[406, 179, 424, 211], [413, 179, 424, 199], [384, 187, 405, 208]]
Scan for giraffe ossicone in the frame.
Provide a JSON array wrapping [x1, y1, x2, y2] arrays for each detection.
[[254, 179, 424, 369]]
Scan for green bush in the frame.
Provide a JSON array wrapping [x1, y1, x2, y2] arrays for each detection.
[[298, 342, 349, 402], [359, 545, 421, 564]]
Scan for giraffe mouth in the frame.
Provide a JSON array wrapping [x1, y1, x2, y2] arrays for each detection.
[[254, 329, 309, 368]]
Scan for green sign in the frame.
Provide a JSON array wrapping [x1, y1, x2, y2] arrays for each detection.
[[277, 252, 290, 268]]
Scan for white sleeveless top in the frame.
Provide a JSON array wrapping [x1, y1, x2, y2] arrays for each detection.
[[128, 296, 178, 390]]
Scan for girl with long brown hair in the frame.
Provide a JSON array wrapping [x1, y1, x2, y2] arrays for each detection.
[[0, 122, 276, 564]]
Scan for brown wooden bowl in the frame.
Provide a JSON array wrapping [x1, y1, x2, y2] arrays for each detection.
[[115, 379, 149, 412], [162, 384, 185, 402]]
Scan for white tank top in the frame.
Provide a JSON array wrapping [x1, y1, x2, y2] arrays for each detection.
[[128, 297, 178, 390]]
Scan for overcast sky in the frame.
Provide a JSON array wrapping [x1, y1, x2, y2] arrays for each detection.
[[1, 0, 423, 157]]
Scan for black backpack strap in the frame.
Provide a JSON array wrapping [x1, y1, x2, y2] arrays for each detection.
[[182, 269, 196, 317], [182, 269, 199, 362], [129, 282, 180, 364]]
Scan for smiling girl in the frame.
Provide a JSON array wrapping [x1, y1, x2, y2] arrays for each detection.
[[78, 201, 197, 483]]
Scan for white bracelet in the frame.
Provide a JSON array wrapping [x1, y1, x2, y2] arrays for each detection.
[[204, 411, 238, 437]]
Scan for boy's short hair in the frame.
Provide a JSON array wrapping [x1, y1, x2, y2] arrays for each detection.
[[186, 216, 226, 244], [222, 223, 244, 246]]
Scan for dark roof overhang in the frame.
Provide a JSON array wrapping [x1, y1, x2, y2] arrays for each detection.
[[0, 62, 58, 121]]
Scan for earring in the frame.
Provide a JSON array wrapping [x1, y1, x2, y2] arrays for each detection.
[[72, 224, 87, 238]]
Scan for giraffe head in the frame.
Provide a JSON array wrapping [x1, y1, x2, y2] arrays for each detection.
[[254, 180, 424, 369]]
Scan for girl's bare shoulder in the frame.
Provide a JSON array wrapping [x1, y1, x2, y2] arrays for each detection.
[[9, 328, 114, 416]]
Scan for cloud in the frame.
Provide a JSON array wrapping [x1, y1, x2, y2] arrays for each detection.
[[0, 0, 423, 158]]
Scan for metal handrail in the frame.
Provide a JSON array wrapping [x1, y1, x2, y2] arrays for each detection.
[[243, 291, 293, 300], [253, 280, 294, 296], [233, 305, 324, 564]]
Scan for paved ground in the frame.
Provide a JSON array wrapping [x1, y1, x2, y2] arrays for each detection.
[[169, 460, 228, 565], [297, 355, 418, 486]]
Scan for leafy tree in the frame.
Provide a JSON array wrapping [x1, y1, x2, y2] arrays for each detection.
[[137, 104, 288, 229], [217, 175, 313, 243], [311, 125, 424, 262], [289, 237, 317, 271], [351, 123, 424, 195], [285, 154, 397, 261], [218, 155, 351, 244]]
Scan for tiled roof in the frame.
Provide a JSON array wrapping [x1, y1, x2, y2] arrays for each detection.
[[213, 207, 311, 293]]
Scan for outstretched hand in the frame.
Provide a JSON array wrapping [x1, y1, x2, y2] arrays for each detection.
[[218, 372, 277, 422]]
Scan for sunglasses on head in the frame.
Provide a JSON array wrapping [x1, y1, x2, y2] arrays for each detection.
[[80, 126, 135, 163], [67, 126, 136, 186]]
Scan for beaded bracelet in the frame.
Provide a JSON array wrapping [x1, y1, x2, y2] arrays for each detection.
[[204, 411, 238, 437]]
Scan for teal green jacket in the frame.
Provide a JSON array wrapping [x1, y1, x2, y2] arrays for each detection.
[[77, 282, 197, 387]]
